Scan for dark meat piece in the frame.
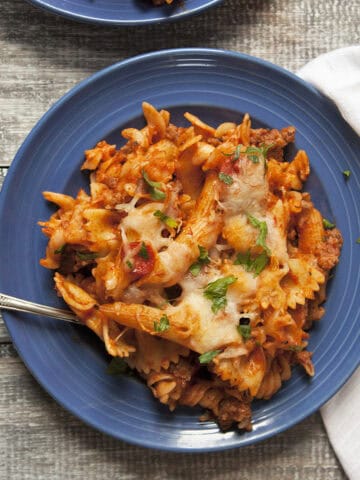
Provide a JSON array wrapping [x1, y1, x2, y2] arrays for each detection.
[[315, 228, 343, 271], [216, 397, 252, 431], [145, 355, 253, 431], [250, 126, 296, 161]]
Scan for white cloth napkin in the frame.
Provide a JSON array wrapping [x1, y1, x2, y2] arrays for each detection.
[[298, 46, 360, 135], [298, 46, 360, 480]]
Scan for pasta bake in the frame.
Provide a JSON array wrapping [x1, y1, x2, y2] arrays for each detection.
[[39, 103, 342, 431]]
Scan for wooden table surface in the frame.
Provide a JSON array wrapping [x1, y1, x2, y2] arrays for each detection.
[[1, 0, 358, 478]]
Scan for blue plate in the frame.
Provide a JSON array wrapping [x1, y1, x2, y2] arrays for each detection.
[[0, 49, 359, 452], [25, 0, 223, 25]]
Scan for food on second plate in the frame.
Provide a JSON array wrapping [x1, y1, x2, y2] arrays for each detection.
[[152, 0, 174, 5], [39, 102, 342, 431]]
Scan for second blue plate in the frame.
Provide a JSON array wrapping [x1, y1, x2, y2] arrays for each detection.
[[26, 0, 223, 25]]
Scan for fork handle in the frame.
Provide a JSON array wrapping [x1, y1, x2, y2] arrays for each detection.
[[0, 292, 80, 324]]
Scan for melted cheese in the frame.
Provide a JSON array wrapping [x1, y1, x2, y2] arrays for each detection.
[[115, 194, 140, 214], [120, 202, 172, 251], [157, 242, 194, 285], [158, 160, 287, 354], [174, 269, 259, 352], [221, 161, 268, 218], [265, 212, 289, 265]]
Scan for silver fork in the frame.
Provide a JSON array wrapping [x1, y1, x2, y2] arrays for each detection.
[[0, 292, 80, 324]]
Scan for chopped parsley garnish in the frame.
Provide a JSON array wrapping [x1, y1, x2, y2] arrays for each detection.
[[189, 262, 202, 277], [233, 145, 241, 161], [199, 349, 221, 364], [54, 244, 66, 255], [154, 314, 170, 333], [106, 357, 130, 375], [342, 170, 351, 179], [223, 145, 242, 160], [138, 242, 149, 259], [218, 172, 234, 185], [243, 145, 271, 164], [189, 245, 211, 276], [203, 275, 237, 313], [234, 250, 269, 276], [198, 245, 210, 262], [323, 218, 335, 230], [153, 210, 178, 229], [76, 251, 99, 261], [223, 144, 272, 165], [126, 260, 133, 270], [233, 216, 271, 275], [237, 324, 252, 340], [142, 170, 166, 201], [247, 214, 271, 255]]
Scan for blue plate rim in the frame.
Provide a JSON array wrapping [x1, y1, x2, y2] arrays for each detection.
[[1, 48, 359, 452], [24, 0, 224, 26]]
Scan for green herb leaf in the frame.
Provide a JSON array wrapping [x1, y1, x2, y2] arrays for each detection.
[[106, 357, 130, 375], [323, 218, 335, 229], [233, 145, 242, 161], [139, 242, 149, 259], [142, 170, 166, 201], [153, 210, 178, 229], [154, 314, 170, 333], [247, 214, 271, 255], [218, 172, 234, 185], [54, 244, 66, 255], [189, 263, 202, 276], [343, 169, 351, 179], [244, 147, 261, 164], [234, 250, 251, 266], [189, 245, 211, 277], [224, 144, 272, 165], [199, 349, 221, 364], [235, 250, 269, 276], [203, 275, 237, 313], [357, 237, 360, 244], [244, 145, 271, 164], [211, 297, 227, 312], [76, 251, 99, 261], [126, 260, 133, 270], [250, 251, 270, 275], [237, 324, 252, 340], [222, 144, 242, 160], [197, 245, 209, 262]]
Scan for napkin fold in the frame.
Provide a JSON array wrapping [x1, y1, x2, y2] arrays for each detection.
[[298, 46, 360, 136], [298, 46, 360, 480]]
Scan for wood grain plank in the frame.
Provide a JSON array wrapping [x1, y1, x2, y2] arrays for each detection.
[[0, 314, 10, 344], [0, 0, 358, 165], [0, 168, 7, 187], [0, 356, 347, 480]]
